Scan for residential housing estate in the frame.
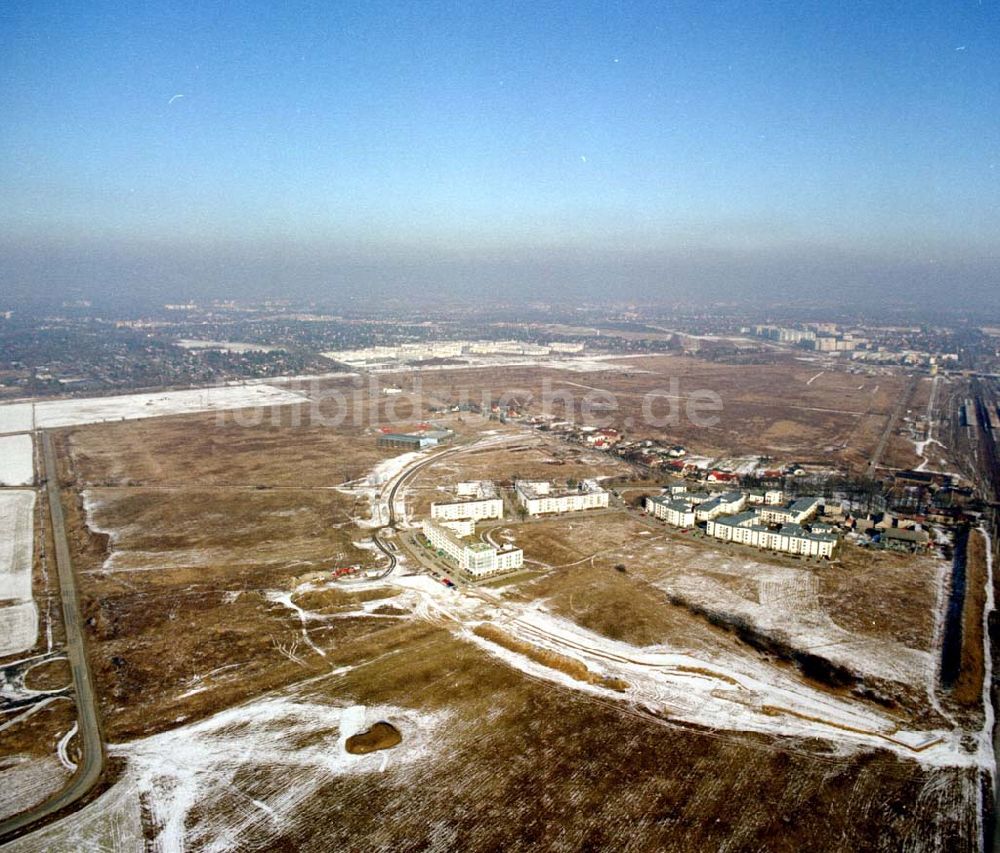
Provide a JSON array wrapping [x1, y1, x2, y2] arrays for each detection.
[[646, 490, 836, 558]]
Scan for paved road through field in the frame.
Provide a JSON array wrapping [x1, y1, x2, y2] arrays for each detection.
[[0, 432, 105, 843]]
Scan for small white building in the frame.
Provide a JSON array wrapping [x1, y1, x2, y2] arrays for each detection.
[[431, 499, 504, 522], [515, 480, 609, 516], [437, 518, 476, 538], [421, 519, 523, 576]]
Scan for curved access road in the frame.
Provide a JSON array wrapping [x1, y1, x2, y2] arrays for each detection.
[[369, 436, 516, 578], [368, 445, 462, 579], [0, 432, 105, 843]]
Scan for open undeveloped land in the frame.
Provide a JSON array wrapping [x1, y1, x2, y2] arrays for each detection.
[[350, 354, 913, 472], [0, 367, 988, 850]]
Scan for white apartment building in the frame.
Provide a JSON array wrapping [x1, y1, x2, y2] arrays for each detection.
[[747, 489, 785, 506], [431, 484, 504, 522], [455, 481, 495, 498], [706, 511, 836, 558], [694, 491, 747, 522], [420, 520, 523, 577], [757, 497, 822, 525], [646, 495, 696, 527], [437, 518, 476, 537], [515, 480, 609, 516]]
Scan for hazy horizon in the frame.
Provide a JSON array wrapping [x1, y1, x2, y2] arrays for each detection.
[[2, 1, 998, 308]]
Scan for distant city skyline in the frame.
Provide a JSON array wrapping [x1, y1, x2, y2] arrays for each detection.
[[2, 1, 998, 307]]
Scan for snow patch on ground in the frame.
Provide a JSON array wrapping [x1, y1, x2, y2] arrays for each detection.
[[0, 385, 307, 433], [0, 434, 34, 485], [489, 605, 974, 767], [0, 754, 69, 822], [654, 553, 933, 689], [364, 451, 424, 488], [264, 590, 327, 657], [101, 695, 447, 852], [390, 570, 981, 769], [57, 722, 79, 772], [0, 490, 37, 656]]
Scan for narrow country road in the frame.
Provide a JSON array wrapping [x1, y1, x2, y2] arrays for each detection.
[[0, 432, 105, 843], [867, 376, 916, 477]]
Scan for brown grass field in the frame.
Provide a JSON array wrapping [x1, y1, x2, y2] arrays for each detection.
[[951, 529, 988, 718], [358, 354, 913, 471], [12, 624, 977, 851]]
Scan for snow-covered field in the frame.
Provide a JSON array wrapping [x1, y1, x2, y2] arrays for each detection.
[[389, 571, 981, 770], [0, 603, 40, 658], [0, 434, 34, 485], [0, 490, 37, 656], [176, 340, 283, 353], [0, 491, 36, 602], [12, 694, 446, 852], [0, 405, 33, 435], [0, 754, 70, 823], [654, 555, 933, 688], [328, 353, 653, 375], [2, 758, 144, 853], [0, 385, 308, 434]]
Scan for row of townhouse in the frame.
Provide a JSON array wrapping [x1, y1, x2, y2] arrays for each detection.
[[706, 510, 837, 558], [694, 492, 747, 522], [420, 519, 524, 577]]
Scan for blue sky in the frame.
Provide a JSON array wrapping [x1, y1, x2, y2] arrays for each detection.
[[1, 1, 998, 304]]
